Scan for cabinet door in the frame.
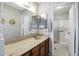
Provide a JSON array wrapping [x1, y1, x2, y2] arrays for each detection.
[[31, 45, 39, 55], [45, 39, 49, 56], [45, 44, 48, 56], [32, 51, 39, 56], [40, 45, 46, 56]]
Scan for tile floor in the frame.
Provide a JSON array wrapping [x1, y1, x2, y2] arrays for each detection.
[[54, 43, 70, 56]]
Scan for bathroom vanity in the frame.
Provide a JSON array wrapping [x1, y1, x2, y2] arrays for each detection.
[[5, 36, 49, 56], [22, 38, 49, 56]]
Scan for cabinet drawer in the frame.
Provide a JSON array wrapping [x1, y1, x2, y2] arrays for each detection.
[[40, 41, 45, 47], [31, 45, 39, 55]]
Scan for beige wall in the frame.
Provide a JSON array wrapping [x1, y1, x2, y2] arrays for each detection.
[[3, 3, 21, 43], [3, 2, 38, 44]]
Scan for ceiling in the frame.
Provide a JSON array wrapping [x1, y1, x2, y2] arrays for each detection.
[[3, 2, 73, 15], [38, 2, 74, 20], [54, 2, 73, 14], [4, 2, 25, 10], [53, 2, 74, 20], [4, 2, 38, 12], [38, 2, 73, 14]]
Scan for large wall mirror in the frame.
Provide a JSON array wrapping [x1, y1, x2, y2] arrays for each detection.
[[31, 13, 48, 29]]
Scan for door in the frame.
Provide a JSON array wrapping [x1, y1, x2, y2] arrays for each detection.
[[23, 15, 30, 36], [54, 20, 59, 43], [69, 4, 75, 56]]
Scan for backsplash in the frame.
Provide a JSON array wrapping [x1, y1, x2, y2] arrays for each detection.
[[5, 32, 44, 45]]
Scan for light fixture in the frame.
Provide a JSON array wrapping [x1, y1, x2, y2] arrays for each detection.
[[14, 2, 36, 13], [40, 14, 46, 19], [55, 6, 64, 9], [23, 3, 36, 12], [14, 2, 29, 9]]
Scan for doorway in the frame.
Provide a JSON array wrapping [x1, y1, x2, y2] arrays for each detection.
[[53, 3, 72, 56]]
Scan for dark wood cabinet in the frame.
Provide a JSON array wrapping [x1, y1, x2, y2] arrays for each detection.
[[40, 45, 46, 56], [22, 38, 49, 56], [45, 44, 49, 56], [31, 45, 39, 56], [32, 51, 39, 56], [45, 39, 49, 56], [40, 41, 46, 56], [40, 41, 45, 47]]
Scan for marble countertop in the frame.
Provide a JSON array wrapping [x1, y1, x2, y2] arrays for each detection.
[[5, 36, 48, 56]]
